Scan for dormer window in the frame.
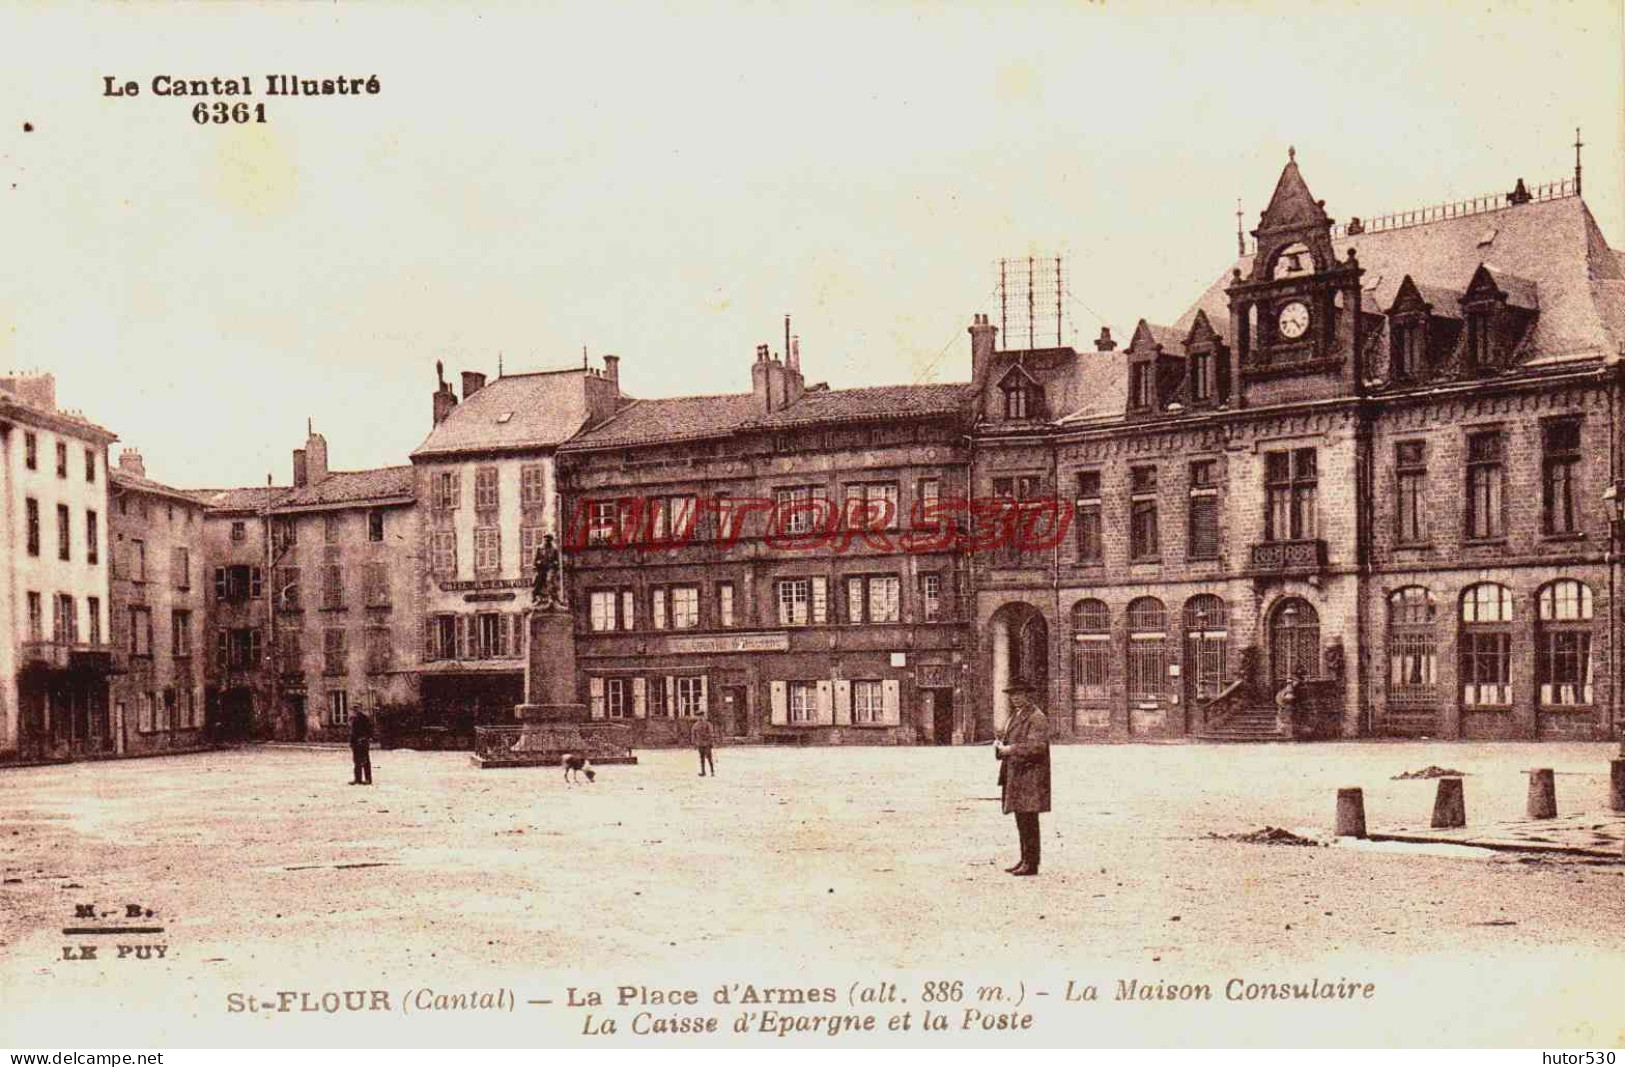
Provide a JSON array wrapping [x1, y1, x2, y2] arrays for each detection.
[[998, 368, 1042, 420], [1189, 349, 1214, 403], [1390, 317, 1426, 380], [1465, 308, 1492, 371], [1129, 363, 1155, 411]]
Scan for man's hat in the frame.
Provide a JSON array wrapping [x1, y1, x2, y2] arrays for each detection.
[[1004, 679, 1038, 695]]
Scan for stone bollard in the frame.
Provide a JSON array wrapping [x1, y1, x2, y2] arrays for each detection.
[[1431, 777, 1466, 829], [1610, 759, 1625, 813], [1335, 787, 1367, 838], [1527, 768, 1558, 820]]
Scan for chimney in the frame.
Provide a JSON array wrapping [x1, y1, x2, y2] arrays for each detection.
[[432, 360, 458, 426], [0, 371, 56, 411], [117, 448, 145, 478], [969, 314, 998, 379], [602, 355, 619, 388], [751, 343, 787, 413], [304, 424, 329, 486], [1094, 327, 1117, 352], [461, 370, 487, 400], [293, 449, 308, 488]]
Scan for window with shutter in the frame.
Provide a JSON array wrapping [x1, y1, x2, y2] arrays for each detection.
[[589, 676, 605, 719], [815, 680, 834, 725], [881, 679, 901, 726]]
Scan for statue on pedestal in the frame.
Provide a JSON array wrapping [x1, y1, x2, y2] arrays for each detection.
[[531, 533, 564, 609]]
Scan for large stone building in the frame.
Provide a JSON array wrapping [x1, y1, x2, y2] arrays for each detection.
[[108, 449, 210, 756], [194, 427, 420, 743], [556, 337, 975, 744], [264, 428, 417, 742], [0, 373, 118, 760], [408, 360, 623, 730], [194, 482, 282, 741], [971, 153, 1625, 742]]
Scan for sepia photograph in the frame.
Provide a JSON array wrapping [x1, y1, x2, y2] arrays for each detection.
[[2, 0, 1624, 1052]]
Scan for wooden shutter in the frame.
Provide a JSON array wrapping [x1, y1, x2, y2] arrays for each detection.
[[455, 616, 470, 659], [770, 680, 788, 725], [816, 680, 834, 725], [697, 675, 709, 718], [589, 676, 605, 719], [632, 677, 647, 718], [665, 676, 676, 718], [881, 679, 901, 726], [811, 577, 828, 624], [833, 679, 852, 725], [499, 614, 513, 658]]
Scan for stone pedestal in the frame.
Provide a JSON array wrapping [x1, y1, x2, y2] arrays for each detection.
[[471, 606, 637, 768]]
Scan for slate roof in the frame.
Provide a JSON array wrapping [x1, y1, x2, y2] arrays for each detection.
[[562, 382, 973, 450], [1174, 195, 1625, 363], [1054, 350, 1130, 426], [749, 383, 973, 429], [195, 486, 291, 514], [272, 466, 415, 510], [110, 469, 205, 507], [411, 370, 598, 458], [1139, 323, 1187, 355]]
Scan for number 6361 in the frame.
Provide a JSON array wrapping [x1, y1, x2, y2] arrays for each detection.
[[192, 102, 267, 125]]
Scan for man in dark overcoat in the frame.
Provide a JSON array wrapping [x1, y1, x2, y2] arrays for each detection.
[[349, 707, 374, 785], [994, 681, 1051, 875]]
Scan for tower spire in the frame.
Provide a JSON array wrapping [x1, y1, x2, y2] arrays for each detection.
[[1236, 198, 1245, 256]]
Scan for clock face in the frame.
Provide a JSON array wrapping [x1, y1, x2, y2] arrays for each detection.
[[1278, 301, 1310, 341]]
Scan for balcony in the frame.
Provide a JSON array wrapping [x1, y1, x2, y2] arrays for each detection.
[[1248, 539, 1327, 576], [20, 639, 120, 673]]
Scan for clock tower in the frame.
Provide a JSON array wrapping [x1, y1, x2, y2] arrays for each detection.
[[1226, 149, 1365, 406]]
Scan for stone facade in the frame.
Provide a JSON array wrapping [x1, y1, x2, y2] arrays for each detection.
[[0, 373, 118, 760], [967, 154, 1625, 743], [108, 452, 210, 756], [408, 360, 623, 734], [557, 341, 975, 746], [264, 429, 419, 742]]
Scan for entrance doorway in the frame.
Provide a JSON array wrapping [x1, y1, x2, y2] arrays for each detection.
[[929, 690, 954, 745], [725, 686, 749, 737], [988, 602, 1049, 737], [1270, 597, 1321, 686]]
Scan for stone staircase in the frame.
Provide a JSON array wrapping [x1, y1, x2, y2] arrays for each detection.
[[1194, 706, 1291, 742]]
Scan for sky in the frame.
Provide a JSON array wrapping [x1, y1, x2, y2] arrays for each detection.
[[2, 0, 1622, 488]]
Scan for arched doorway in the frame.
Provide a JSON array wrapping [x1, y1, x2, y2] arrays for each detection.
[[1269, 597, 1320, 687], [988, 602, 1048, 735]]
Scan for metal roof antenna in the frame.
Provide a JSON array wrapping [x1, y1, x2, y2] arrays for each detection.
[[1574, 126, 1584, 197]]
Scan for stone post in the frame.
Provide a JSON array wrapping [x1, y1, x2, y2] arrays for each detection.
[[1335, 787, 1367, 838], [1527, 768, 1558, 820], [1430, 777, 1466, 829]]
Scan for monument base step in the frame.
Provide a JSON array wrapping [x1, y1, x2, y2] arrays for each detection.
[[472, 754, 640, 769]]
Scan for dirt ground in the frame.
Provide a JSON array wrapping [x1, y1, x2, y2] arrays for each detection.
[[3, 741, 1623, 1047]]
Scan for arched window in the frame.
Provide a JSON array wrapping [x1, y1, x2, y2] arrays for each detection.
[[1460, 583, 1514, 706], [1071, 599, 1110, 702], [1537, 580, 1593, 706], [1126, 597, 1167, 701], [1269, 597, 1319, 686], [1387, 587, 1437, 709], [1183, 595, 1228, 701]]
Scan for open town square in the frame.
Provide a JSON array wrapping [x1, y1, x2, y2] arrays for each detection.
[[3, 740, 1624, 1045]]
